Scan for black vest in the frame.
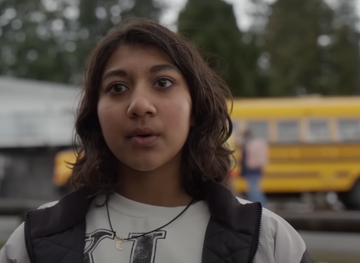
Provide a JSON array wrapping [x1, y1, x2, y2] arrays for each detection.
[[24, 180, 262, 263]]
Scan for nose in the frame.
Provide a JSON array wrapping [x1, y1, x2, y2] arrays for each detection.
[[127, 87, 157, 118]]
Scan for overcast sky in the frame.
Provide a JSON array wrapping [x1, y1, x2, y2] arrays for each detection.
[[159, 0, 360, 31]]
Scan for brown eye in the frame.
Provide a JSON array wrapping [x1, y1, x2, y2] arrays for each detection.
[[154, 78, 173, 89], [109, 83, 127, 93]]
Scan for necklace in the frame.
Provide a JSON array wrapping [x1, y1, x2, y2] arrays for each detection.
[[106, 197, 195, 251]]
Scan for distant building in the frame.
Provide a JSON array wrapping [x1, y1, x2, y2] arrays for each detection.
[[0, 77, 80, 199]]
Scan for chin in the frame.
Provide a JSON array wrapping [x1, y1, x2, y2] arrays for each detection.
[[128, 164, 163, 172], [124, 159, 165, 172], [118, 152, 181, 173]]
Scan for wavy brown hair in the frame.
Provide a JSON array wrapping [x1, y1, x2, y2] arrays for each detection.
[[69, 18, 233, 199]]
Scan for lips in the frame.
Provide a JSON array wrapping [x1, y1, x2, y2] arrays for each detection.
[[127, 128, 159, 146], [128, 127, 158, 138]]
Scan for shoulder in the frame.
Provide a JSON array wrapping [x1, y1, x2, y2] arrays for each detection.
[[0, 200, 61, 262], [0, 222, 29, 263], [236, 197, 301, 235], [37, 200, 59, 209], [236, 197, 312, 263]]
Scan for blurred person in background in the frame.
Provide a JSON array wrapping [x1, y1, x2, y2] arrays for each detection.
[[241, 129, 268, 205], [0, 18, 312, 263], [227, 125, 240, 196]]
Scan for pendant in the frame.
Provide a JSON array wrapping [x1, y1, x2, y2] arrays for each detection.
[[115, 237, 124, 251]]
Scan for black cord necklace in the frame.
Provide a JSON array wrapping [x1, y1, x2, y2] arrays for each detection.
[[106, 197, 195, 251]]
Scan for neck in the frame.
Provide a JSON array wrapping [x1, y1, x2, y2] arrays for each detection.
[[117, 155, 192, 207]]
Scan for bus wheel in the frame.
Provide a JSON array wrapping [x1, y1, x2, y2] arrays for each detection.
[[343, 179, 360, 210]]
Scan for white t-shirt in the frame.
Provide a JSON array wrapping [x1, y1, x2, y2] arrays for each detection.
[[84, 194, 210, 263], [0, 195, 308, 263]]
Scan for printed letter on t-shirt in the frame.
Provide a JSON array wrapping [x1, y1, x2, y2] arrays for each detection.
[[84, 229, 115, 263], [128, 231, 166, 263], [83, 230, 166, 263]]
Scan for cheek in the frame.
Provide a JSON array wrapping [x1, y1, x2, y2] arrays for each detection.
[[97, 100, 121, 135], [164, 101, 192, 132]]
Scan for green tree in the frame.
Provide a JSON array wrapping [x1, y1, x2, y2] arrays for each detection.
[[0, 0, 109, 84], [121, 0, 161, 21], [0, 0, 162, 84], [263, 0, 335, 96], [328, 0, 360, 95], [0, 0, 73, 83], [178, 0, 265, 97], [76, 0, 120, 83]]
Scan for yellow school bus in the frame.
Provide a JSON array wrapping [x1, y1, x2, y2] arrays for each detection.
[[53, 96, 360, 208], [229, 96, 360, 209], [53, 148, 77, 191]]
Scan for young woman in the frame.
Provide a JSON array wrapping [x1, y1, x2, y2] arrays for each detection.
[[0, 18, 313, 263]]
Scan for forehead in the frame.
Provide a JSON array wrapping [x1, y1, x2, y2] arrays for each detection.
[[104, 44, 175, 72]]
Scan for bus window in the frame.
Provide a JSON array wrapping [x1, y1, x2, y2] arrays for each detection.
[[307, 119, 329, 143], [277, 120, 299, 143], [337, 119, 360, 142], [247, 121, 269, 140]]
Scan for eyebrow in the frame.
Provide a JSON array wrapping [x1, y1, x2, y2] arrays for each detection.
[[102, 69, 127, 81], [102, 64, 180, 81], [149, 64, 180, 73]]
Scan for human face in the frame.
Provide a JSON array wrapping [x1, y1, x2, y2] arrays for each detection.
[[98, 45, 192, 173]]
